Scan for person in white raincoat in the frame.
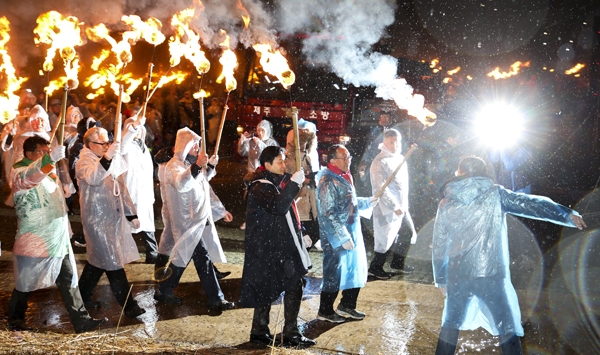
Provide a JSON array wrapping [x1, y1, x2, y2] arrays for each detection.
[[121, 114, 158, 263], [75, 127, 146, 319], [238, 119, 279, 173], [432, 156, 587, 355], [8, 136, 107, 332], [153, 145, 233, 279], [154, 127, 234, 312], [369, 129, 417, 279]]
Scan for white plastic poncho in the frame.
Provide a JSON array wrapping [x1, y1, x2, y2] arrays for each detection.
[[433, 176, 581, 336], [237, 119, 279, 173], [11, 154, 77, 292], [76, 147, 139, 270], [164, 128, 226, 267], [370, 143, 417, 253], [121, 120, 155, 233]]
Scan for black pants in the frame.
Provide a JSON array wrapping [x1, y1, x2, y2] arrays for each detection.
[[78, 263, 137, 310], [251, 278, 303, 337], [9, 256, 94, 329], [159, 237, 224, 304], [318, 287, 360, 315], [139, 231, 158, 256]]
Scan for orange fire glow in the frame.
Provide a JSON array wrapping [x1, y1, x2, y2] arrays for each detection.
[[0, 17, 28, 123], [86, 23, 132, 69], [216, 31, 238, 92], [565, 63, 585, 75], [487, 61, 530, 80], [237, 0, 251, 28], [193, 89, 211, 99], [121, 15, 166, 46], [252, 43, 295, 89], [447, 67, 461, 75], [169, 5, 210, 75], [385, 78, 436, 127]]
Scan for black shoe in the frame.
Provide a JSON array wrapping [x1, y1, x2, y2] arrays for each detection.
[[8, 320, 33, 331], [84, 300, 102, 310], [215, 270, 231, 280], [368, 268, 391, 280], [250, 333, 276, 345], [72, 233, 86, 248], [208, 300, 235, 313], [154, 290, 183, 305], [317, 312, 346, 323], [282, 335, 316, 348], [336, 305, 366, 320], [124, 303, 146, 318], [74, 317, 108, 333]]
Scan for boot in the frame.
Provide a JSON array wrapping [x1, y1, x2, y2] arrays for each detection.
[[155, 264, 185, 304], [214, 265, 231, 279], [8, 289, 31, 330], [368, 252, 391, 279], [154, 254, 170, 271], [435, 327, 460, 355], [105, 268, 145, 317]]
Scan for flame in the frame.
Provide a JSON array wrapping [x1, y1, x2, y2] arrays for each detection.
[[430, 59, 439, 68], [0, 17, 28, 123], [121, 15, 166, 46], [91, 49, 111, 71], [442, 77, 452, 84], [169, 5, 210, 75], [86, 87, 105, 100], [447, 67, 461, 75], [565, 63, 585, 75], [467, 75, 473, 80], [193, 89, 211, 99], [151, 70, 189, 91], [216, 31, 238, 92], [34, 11, 83, 73], [380, 78, 436, 127], [487, 61, 530, 79], [86, 23, 132, 69], [252, 43, 295, 89], [237, 0, 251, 28], [83, 62, 141, 104]]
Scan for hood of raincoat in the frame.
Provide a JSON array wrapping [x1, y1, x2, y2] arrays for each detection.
[[123, 117, 147, 142], [66, 106, 83, 128], [257, 119, 273, 141], [442, 176, 495, 204], [173, 127, 200, 162], [28, 105, 50, 133]]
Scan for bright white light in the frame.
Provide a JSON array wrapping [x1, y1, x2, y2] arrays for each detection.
[[473, 104, 524, 148]]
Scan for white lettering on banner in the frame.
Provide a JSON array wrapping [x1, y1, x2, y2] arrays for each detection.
[[253, 106, 261, 114], [263, 107, 271, 116], [321, 111, 329, 120], [309, 110, 318, 119]]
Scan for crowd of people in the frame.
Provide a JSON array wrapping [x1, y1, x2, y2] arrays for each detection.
[[0, 88, 588, 353]]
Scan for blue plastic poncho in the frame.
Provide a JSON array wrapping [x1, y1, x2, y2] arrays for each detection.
[[432, 176, 580, 336], [316, 168, 371, 292]]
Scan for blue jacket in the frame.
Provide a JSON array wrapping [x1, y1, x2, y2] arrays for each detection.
[[316, 168, 371, 292], [433, 176, 579, 335]]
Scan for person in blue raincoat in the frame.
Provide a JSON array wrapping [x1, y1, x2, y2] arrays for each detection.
[[315, 144, 378, 323], [432, 156, 586, 355]]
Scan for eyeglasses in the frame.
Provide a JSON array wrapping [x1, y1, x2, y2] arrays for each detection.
[[90, 141, 111, 148], [33, 149, 51, 154], [333, 155, 352, 162]]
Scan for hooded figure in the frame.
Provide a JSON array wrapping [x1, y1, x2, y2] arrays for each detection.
[[75, 126, 145, 319], [64, 105, 83, 147], [368, 129, 417, 279], [120, 115, 158, 263], [7, 135, 107, 333], [154, 127, 234, 312], [432, 156, 586, 355], [238, 119, 279, 173]]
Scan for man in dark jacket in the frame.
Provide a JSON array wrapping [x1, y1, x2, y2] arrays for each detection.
[[239, 146, 315, 348]]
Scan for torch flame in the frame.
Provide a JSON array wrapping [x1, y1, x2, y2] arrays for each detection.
[[86, 23, 132, 69], [34, 11, 83, 74], [169, 5, 210, 75], [487, 61, 530, 80], [216, 31, 238, 92], [377, 78, 436, 127], [430, 59, 439, 68], [252, 43, 295, 89], [193, 89, 211, 99], [237, 0, 251, 28], [0, 17, 28, 123], [565, 63, 585, 75], [447, 67, 461, 75], [121, 15, 166, 46]]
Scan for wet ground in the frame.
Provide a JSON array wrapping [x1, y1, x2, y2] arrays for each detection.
[[0, 158, 599, 354]]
